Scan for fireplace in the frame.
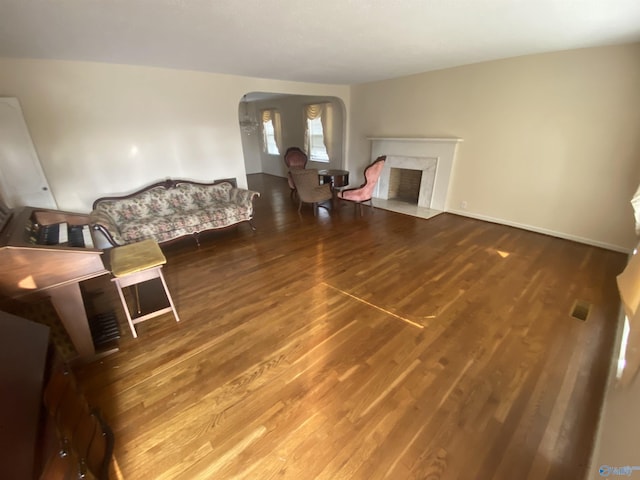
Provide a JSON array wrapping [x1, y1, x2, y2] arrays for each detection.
[[369, 137, 462, 214], [376, 155, 437, 208], [389, 168, 422, 203]]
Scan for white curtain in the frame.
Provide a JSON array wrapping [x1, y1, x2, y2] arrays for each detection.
[[304, 103, 333, 161], [273, 110, 283, 154], [632, 183, 640, 235], [616, 183, 640, 386], [261, 109, 282, 154], [617, 250, 640, 386]]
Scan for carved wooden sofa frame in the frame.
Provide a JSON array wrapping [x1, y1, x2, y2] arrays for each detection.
[[89, 178, 259, 248]]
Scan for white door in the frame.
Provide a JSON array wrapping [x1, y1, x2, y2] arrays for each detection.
[[0, 97, 57, 209]]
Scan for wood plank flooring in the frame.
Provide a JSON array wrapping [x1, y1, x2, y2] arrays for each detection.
[[76, 173, 627, 479]]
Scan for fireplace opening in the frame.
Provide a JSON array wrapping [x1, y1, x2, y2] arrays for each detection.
[[388, 168, 422, 204]]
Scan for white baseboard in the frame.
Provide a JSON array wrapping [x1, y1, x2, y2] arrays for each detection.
[[445, 209, 631, 254]]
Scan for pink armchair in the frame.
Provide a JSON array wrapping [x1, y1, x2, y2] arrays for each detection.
[[284, 147, 308, 197], [337, 156, 386, 216]]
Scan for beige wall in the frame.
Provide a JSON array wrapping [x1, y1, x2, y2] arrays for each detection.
[[0, 58, 349, 212], [348, 43, 640, 251], [2, 45, 639, 250]]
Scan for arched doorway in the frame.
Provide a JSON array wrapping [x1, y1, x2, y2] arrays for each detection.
[[238, 92, 346, 179]]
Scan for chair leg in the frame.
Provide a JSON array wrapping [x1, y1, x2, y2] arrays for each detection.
[[114, 279, 137, 339], [158, 268, 181, 323], [358, 202, 363, 217], [298, 200, 303, 215], [317, 202, 331, 214]]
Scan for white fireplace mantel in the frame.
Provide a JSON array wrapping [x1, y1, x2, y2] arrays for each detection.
[[369, 137, 463, 212]]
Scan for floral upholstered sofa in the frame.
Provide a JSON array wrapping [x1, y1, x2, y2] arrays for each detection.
[[89, 178, 259, 248]]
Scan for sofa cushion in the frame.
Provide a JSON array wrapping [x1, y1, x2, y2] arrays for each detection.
[[119, 220, 192, 244], [185, 182, 232, 207], [117, 201, 253, 243]]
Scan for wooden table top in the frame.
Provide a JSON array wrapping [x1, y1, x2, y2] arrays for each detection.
[[317, 169, 349, 176]]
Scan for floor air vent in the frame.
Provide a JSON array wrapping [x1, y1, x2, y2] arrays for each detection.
[[571, 300, 592, 321]]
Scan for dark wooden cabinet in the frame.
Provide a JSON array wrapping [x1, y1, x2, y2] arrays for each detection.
[[0, 310, 50, 479], [0, 310, 114, 479]]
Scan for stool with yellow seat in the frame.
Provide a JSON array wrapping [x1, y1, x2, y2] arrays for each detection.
[[109, 239, 180, 338]]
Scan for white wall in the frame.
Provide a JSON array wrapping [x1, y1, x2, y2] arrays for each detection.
[[240, 101, 263, 175], [0, 58, 349, 212], [348, 43, 640, 251]]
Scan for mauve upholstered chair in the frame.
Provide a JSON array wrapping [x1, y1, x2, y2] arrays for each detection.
[[283, 147, 308, 197], [337, 156, 386, 216], [290, 168, 333, 216]]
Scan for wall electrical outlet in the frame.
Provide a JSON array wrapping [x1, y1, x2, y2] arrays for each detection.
[[460, 201, 468, 209]]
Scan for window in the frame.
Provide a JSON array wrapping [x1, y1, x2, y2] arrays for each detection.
[[306, 117, 329, 162], [261, 110, 280, 155], [304, 104, 331, 163]]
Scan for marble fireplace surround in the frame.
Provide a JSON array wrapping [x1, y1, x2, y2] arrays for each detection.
[[381, 157, 437, 207], [369, 137, 463, 212]]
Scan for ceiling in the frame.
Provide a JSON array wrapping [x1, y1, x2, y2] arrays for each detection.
[[1, 0, 639, 85]]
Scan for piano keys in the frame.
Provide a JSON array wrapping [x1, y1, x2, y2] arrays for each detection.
[[0, 205, 109, 360], [35, 222, 94, 248]]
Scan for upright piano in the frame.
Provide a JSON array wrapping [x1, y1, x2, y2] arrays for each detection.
[[0, 204, 109, 360]]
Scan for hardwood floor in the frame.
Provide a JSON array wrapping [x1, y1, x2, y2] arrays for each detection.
[[76, 173, 627, 479]]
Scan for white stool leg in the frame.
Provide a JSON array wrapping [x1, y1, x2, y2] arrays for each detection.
[[158, 269, 180, 323], [114, 278, 138, 338]]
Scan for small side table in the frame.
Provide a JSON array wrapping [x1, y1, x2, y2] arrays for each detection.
[[318, 169, 349, 189], [318, 169, 350, 207], [110, 239, 180, 338]]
